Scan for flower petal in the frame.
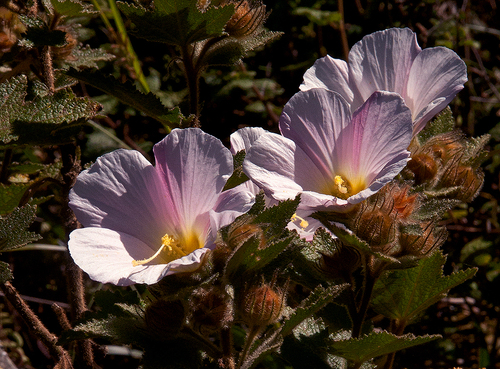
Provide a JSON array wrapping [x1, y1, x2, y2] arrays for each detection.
[[279, 89, 352, 176], [69, 149, 171, 249], [349, 28, 421, 111], [210, 184, 256, 231], [300, 55, 353, 105], [406, 47, 467, 134], [339, 91, 412, 189], [153, 128, 233, 233], [230, 127, 267, 154], [243, 133, 330, 201], [69, 228, 209, 286]]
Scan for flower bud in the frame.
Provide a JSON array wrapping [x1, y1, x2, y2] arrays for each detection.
[[224, 0, 267, 38], [240, 283, 285, 327], [355, 207, 395, 248], [440, 164, 484, 202], [380, 183, 419, 220], [319, 242, 362, 280], [145, 299, 185, 339], [227, 223, 266, 250], [189, 287, 232, 334], [399, 222, 447, 257], [407, 153, 438, 185]]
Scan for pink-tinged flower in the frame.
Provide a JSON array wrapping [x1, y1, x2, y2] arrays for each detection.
[[301, 28, 467, 136], [243, 89, 413, 238], [68, 128, 254, 286]]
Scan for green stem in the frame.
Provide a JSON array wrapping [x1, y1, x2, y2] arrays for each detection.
[[351, 259, 377, 339], [237, 325, 260, 369], [383, 320, 407, 369], [107, 0, 150, 93], [181, 44, 200, 126]]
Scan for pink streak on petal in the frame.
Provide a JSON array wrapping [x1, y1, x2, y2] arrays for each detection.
[[279, 89, 352, 178], [342, 91, 412, 185], [153, 128, 233, 235]]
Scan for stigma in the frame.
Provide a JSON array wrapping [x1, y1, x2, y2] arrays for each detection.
[[132, 234, 186, 267], [334, 175, 348, 194], [291, 213, 309, 229]]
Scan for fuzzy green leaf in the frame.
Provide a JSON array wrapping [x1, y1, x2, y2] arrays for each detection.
[[253, 196, 300, 239], [280, 284, 348, 337], [18, 16, 67, 47], [328, 331, 440, 364], [417, 106, 455, 143], [223, 150, 249, 191], [61, 45, 115, 70], [0, 205, 41, 252], [0, 75, 27, 144], [0, 261, 13, 284], [51, 0, 98, 17], [413, 197, 461, 221], [66, 69, 183, 128], [371, 251, 477, 323], [0, 183, 31, 215], [118, 0, 234, 46]]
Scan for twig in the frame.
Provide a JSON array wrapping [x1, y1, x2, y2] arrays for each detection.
[[337, 0, 350, 62], [0, 282, 73, 368]]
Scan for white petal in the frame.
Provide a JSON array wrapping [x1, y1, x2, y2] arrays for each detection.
[[210, 184, 256, 231], [279, 89, 352, 176], [243, 133, 329, 201], [406, 47, 467, 134], [349, 28, 421, 111], [230, 127, 267, 154], [69, 149, 171, 249], [69, 228, 208, 286], [300, 55, 353, 105], [341, 91, 412, 185], [153, 128, 233, 232]]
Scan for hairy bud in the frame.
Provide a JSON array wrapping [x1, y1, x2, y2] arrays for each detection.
[[227, 223, 266, 250], [240, 283, 285, 327], [319, 242, 362, 280], [224, 0, 267, 38], [356, 207, 396, 248], [399, 222, 447, 257], [440, 164, 484, 202], [189, 287, 232, 334], [407, 153, 438, 185]]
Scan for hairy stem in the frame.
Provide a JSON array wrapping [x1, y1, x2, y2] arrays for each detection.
[[0, 282, 73, 368]]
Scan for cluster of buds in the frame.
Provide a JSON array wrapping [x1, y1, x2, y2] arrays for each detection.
[[343, 182, 447, 270], [0, 7, 25, 54], [405, 130, 485, 202]]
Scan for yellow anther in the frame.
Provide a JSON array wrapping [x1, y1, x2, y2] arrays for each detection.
[[132, 234, 183, 267], [291, 213, 309, 229], [334, 175, 348, 194]]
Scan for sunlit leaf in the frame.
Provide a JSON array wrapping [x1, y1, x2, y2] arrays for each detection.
[[371, 251, 477, 323], [0, 205, 41, 252]]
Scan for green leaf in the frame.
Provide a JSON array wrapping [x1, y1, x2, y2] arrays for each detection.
[[223, 150, 249, 191], [65, 69, 183, 128], [460, 237, 493, 263], [0, 183, 31, 215], [371, 251, 477, 323], [0, 261, 13, 284], [280, 283, 348, 337], [51, 0, 98, 17], [0, 75, 27, 144], [19, 15, 67, 47], [412, 197, 461, 221], [417, 106, 455, 144], [118, 0, 234, 46], [328, 331, 440, 364], [0, 205, 41, 252], [0, 76, 101, 147], [61, 45, 115, 70]]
